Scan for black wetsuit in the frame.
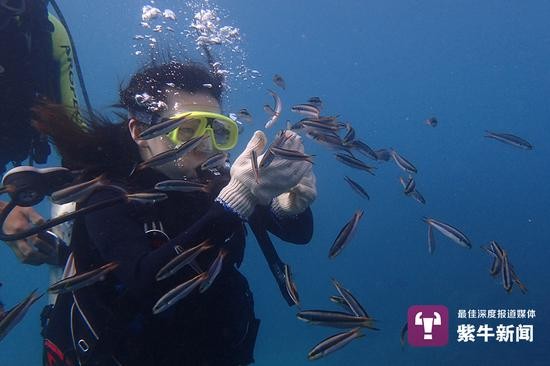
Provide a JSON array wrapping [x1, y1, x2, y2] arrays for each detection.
[[43, 167, 313, 366]]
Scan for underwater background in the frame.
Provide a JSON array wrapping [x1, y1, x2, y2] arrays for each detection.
[[1, 0, 550, 364]]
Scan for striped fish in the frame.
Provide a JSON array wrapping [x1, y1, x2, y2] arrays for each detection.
[[126, 192, 168, 204], [328, 210, 364, 259], [349, 139, 377, 160], [154, 180, 208, 193], [428, 224, 435, 254], [137, 113, 192, 140], [200, 153, 228, 171], [391, 149, 417, 174], [264, 89, 282, 128], [344, 176, 369, 200], [307, 327, 364, 361], [331, 279, 375, 325], [251, 150, 260, 183], [484, 131, 533, 150], [48, 262, 119, 294], [156, 240, 212, 281], [334, 153, 376, 175], [136, 135, 207, 170], [297, 310, 376, 329], [199, 249, 227, 293], [152, 272, 208, 314], [0, 290, 43, 342], [400, 322, 408, 348], [291, 103, 320, 119], [329, 296, 355, 314], [50, 175, 109, 205], [284, 264, 301, 308], [270, 146, 314, 163], [422, 217, 471, 249]]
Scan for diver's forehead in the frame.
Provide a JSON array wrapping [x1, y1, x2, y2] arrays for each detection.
[[162, 88, 220, 117]]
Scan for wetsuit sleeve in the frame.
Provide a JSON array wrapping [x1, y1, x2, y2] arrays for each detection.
[[81, 189, 241, 295], [252, 205, 313, 245]]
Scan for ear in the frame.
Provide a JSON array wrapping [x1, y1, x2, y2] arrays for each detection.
[[128, 118, 148, 148]]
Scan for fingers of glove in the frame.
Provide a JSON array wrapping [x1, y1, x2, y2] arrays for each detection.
[[251, 160, 311, 203], [3, 206, 46, 234], [233, 130, 267, 168], [6, 238, 50, 266], [279, 130, 305, 153]]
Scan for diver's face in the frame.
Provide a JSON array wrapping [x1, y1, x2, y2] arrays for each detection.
[[129, 89, 221, 178]]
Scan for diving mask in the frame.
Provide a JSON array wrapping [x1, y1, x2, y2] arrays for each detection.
[[165, 111, 239, 151]]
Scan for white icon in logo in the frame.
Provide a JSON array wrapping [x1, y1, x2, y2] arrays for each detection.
[[414, 311, 441, 340]]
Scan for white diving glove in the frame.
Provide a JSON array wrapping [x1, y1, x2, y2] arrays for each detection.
[[270, 167, 317, 218], [216, 130, 311, 219]]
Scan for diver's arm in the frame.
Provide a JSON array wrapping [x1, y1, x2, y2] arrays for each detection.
[[253, 205, 313, 245], [82, 189, 241, 294]]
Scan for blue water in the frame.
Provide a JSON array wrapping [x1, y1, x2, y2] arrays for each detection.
[[1, 0, 549, 364]]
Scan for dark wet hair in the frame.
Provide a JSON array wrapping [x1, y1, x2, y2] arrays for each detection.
[[120, 61, 224, 116], [35, 61, 224, 178]]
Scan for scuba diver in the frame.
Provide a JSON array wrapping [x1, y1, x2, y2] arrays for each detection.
[[1, 0, 90, 266], [29, 61, 317, 365]]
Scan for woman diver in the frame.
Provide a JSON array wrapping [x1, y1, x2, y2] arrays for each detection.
[[35, 60, 317, 366]]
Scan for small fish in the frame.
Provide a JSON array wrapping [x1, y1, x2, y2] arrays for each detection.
[[300, 119, 342, 132], [200, 153, 228, 171], [237, 108, 253, 123], [126, 192, 168, 204], [137, 113, 192, 140], [342, 124, 356, 145], [265, 89, 282, 129], [156, 240, 212, 281], [263, 104, 276, 116], [199, 249, 227, 293], [259, 130, 292, 168], [251, 150, 260, 183], [374, 148, 392, 162], [400, 322, 408, 348], [391, 149, 417, 174], [136, 135, 207, 170], [270, 146, 315, 163], [422, 217, 471, 249], [307, 327, 364, 361], [284, 264, 300, 308], [50, 175, 108, 205], [0, 290, 42, 342], [272, 74, 286, 90], [501, 251, 512, 292], [425, 117, 438, 127], [329, 210, 364, 259], [403, 176, 416, 195], [291, 104, 320, 119], [349, 139, 378, 160], [133, 35, 145, 40], [410, 190, 426, 205], [334, 153, 376, 175], [307, 96, 323, 109], [343, 176, 369, 200], [427, 224, 435, 254], [202, 83, 213, 88], [510, 267, 528, 294], [154, 180, 208, 193], [307, 130, 346, 151], [152, 272, 208, 314], [297, 310, 376, 329], [329, 296, 354, 314], [48, 262, 119, 294], [484, 131, 533, 150], [331, 279, 371, 320]]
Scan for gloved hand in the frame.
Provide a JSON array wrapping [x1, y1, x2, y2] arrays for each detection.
[[1, 202, 58, 265], [217, 130, 311, 219], [270, 167, 317, 217]]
